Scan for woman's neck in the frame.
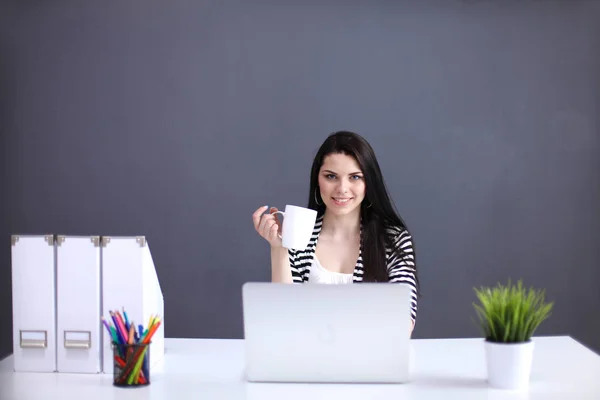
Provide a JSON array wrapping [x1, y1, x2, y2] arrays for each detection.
[[321, 209, 361, 240]]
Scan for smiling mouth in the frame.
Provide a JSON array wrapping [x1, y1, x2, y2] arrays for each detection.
[[332, 197, 352, 205]]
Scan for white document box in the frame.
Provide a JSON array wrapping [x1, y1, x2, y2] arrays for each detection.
[[56, 235, 102, 373], [11, 234, 57, 372], [101, 236, 164, 374]]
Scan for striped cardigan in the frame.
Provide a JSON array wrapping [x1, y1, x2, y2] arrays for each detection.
[[288, 215, 418, 324]]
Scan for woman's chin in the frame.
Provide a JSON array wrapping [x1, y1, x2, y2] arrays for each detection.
[[324, 202, 361, 216]]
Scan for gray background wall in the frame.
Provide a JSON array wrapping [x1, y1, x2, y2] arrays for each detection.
[[1, 0, 599, 360]]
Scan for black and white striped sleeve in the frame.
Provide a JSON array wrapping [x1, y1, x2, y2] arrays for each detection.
[[288, 248, 304, 283], [387, 228, 418, 325]]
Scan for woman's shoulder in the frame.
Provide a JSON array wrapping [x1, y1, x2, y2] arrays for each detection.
[[384, 224, 416, 276], [385, 224, 413, 246], [383, 223, 414, 262]]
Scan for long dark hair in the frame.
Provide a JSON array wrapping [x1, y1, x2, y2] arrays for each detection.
[[308, 131, 419, 293]]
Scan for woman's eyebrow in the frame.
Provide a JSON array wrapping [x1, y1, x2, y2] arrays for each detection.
[[322, 169, 363, 175]]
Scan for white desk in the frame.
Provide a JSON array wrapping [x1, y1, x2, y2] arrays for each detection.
[[1, 336, 599, 400]]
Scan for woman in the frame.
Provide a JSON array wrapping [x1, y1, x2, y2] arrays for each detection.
[[252, 131, 419, 331]]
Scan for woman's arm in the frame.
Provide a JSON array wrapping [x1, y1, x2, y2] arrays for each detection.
[[387, 228, 419, 332], [270, 246, 293, 283]]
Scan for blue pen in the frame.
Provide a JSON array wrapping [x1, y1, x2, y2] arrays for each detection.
[[123, 308, 130, 331], [132, 324, 137, 341], [138, 324, 144, 343], [142, 352, 149, 379]]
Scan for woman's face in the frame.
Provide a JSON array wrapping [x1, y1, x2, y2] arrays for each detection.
[[317, 153, 366, 217]]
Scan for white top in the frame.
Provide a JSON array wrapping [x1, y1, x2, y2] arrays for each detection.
[[288, 215, 419, 324], [308, 255, 354, 284], [1, 336, 599, 399]]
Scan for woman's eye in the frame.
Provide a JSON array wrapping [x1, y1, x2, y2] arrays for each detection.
[[351, 175, 363, 180], [326, 174, 336, 179]]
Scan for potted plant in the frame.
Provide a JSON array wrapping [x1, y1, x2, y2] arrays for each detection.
[[473, 279, 554, 390]]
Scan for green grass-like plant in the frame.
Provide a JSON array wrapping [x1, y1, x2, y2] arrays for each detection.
[[473, 279, 554, 343]]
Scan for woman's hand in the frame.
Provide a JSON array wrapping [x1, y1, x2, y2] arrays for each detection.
[[252, 205, 283, 248]]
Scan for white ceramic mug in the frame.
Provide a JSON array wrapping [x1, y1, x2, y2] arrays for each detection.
[[271, 205, 318, 250]]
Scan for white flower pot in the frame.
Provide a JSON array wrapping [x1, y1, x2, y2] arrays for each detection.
[[484, 340, 534, 390]]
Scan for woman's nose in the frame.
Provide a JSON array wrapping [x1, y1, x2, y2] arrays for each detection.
[[338, 182, 349, 193]]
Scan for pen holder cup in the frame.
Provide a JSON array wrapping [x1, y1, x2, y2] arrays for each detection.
[[112, 342, 151, 387]]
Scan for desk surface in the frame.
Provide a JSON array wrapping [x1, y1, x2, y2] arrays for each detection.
[[1, 336, 599, 400]]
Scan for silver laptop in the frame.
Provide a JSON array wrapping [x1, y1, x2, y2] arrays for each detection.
[[241, 282, 413, 383]]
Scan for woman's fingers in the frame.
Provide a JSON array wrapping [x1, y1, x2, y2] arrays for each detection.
[[252, 205, 269, 231], [268, 220, 280, 242], [269, 207, 282, 234], [253, 205, 283, 247], [258, 213, 274, 236], [263, 218, 278, 240]]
